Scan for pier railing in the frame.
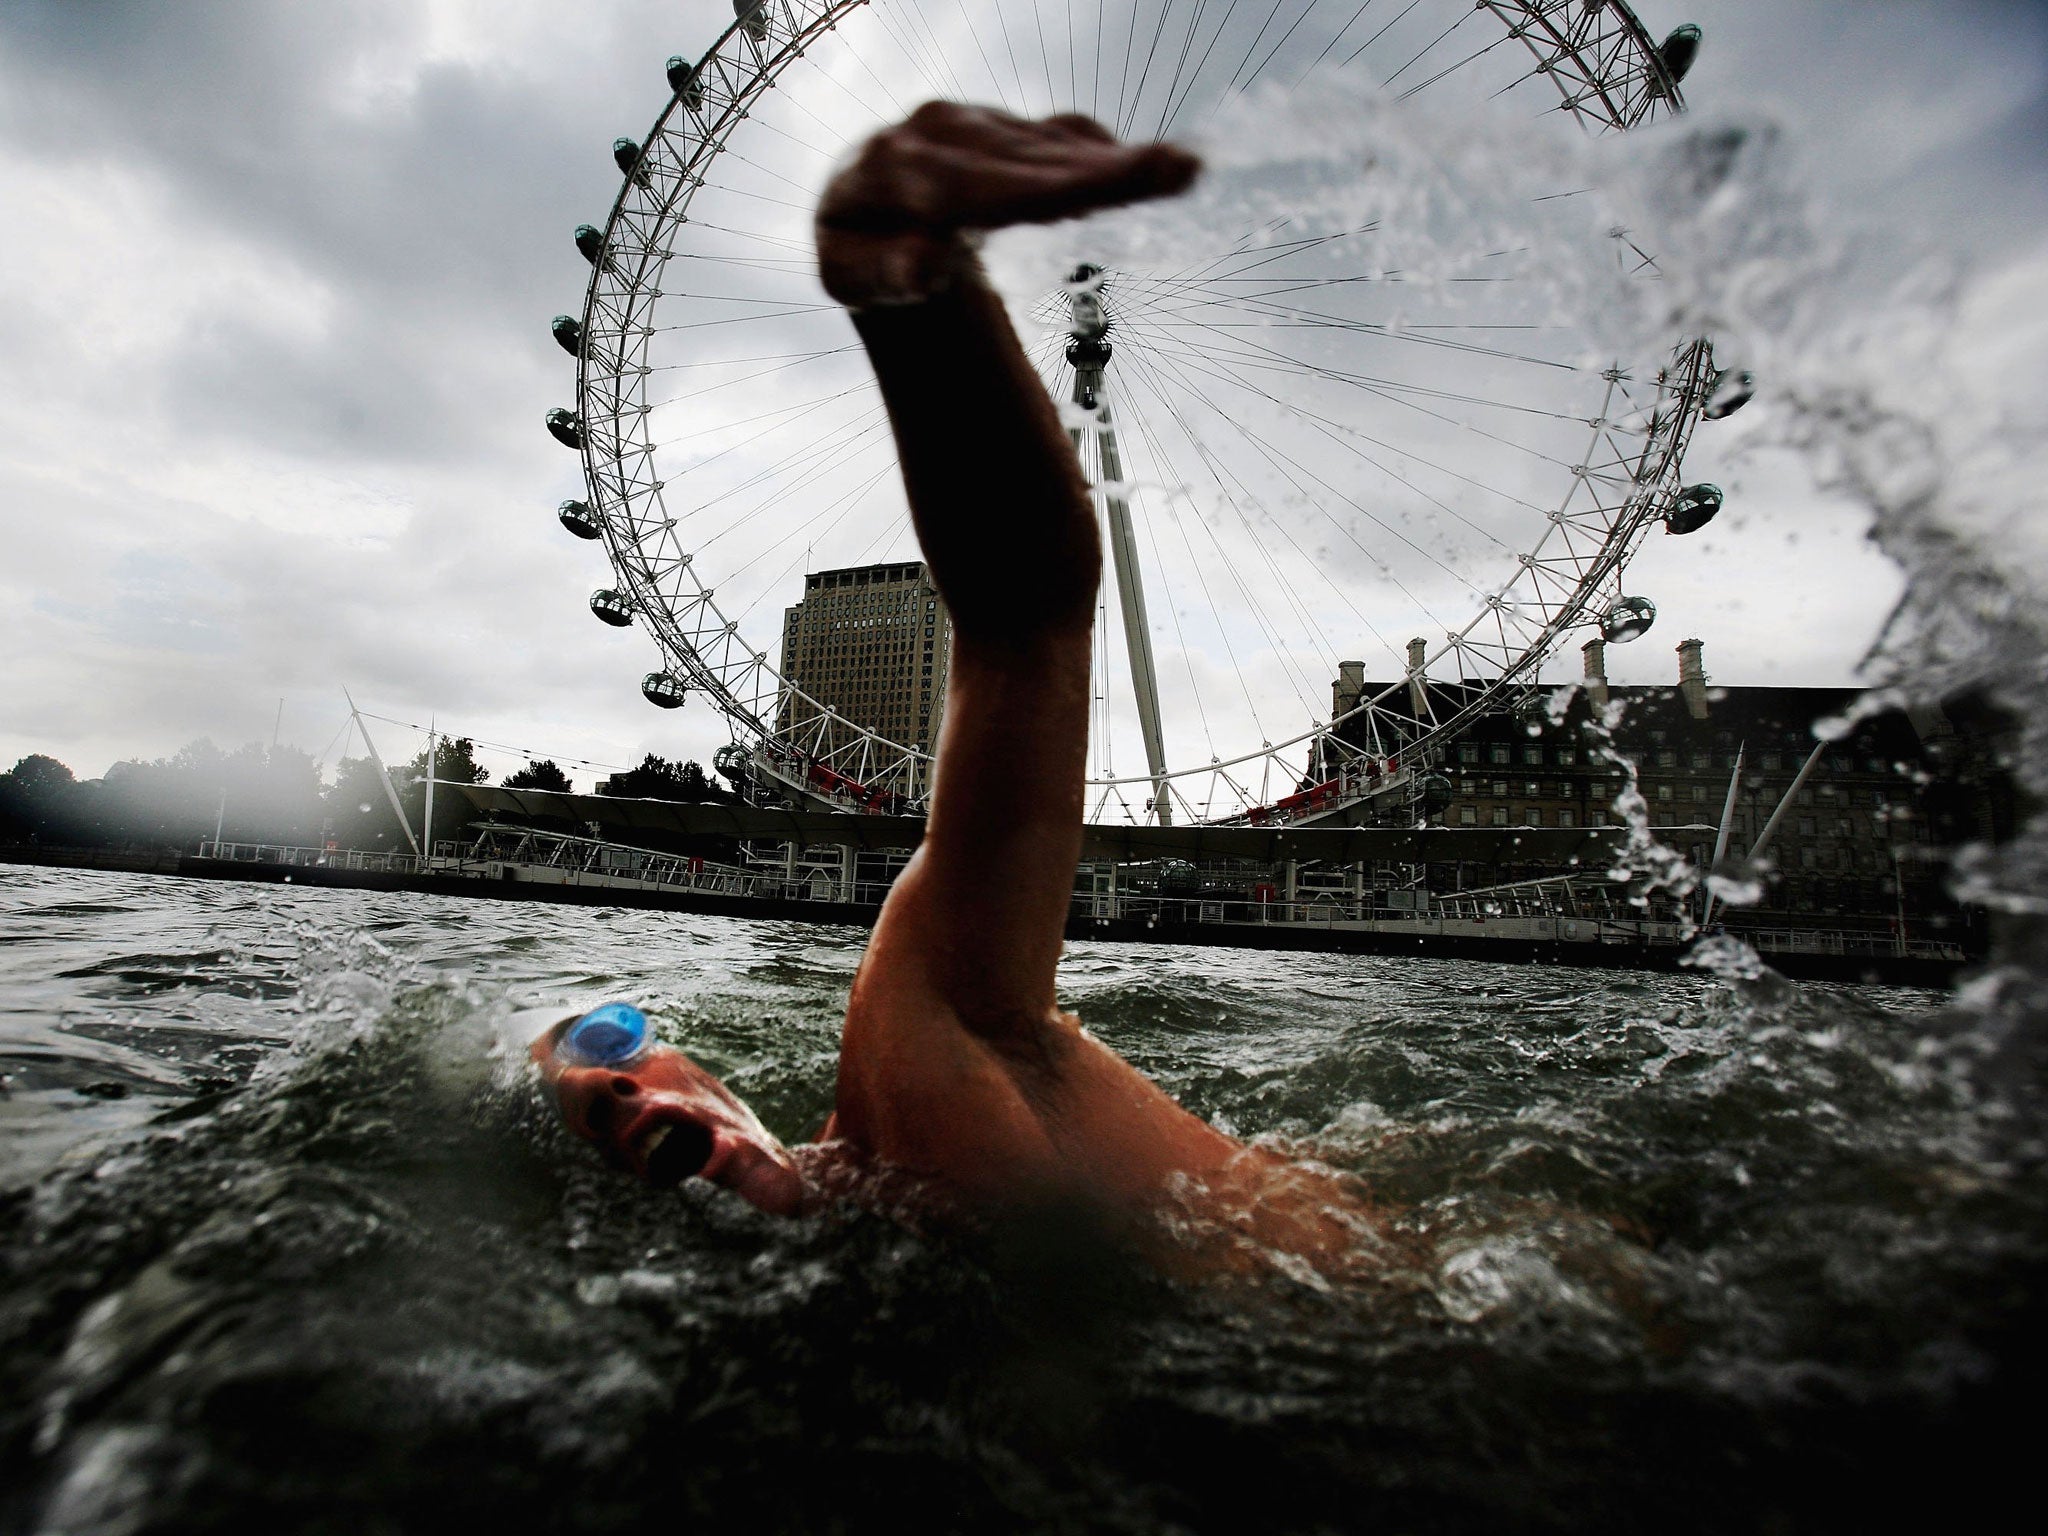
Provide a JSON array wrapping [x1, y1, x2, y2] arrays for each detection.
[[196, 840, 421, 874], [182, 836, 1968, 965]]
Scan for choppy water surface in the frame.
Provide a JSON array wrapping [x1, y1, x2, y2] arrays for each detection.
[[2, 864, 2040, 1535]]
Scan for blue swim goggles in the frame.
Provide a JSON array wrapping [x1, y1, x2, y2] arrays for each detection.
[[558, 1001, 652, 1067]]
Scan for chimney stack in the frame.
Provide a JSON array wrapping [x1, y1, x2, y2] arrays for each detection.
[[1333, 660, 1366, 720], [1677, 638, 1709, 719], [1406, 638, 1429, 717], [1581, 638, 1609, 711]]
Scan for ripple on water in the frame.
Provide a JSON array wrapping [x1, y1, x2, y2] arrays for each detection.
[[0, 864, 2039, 1534]]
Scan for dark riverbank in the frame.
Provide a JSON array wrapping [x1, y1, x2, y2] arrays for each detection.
[[0, 843, 1969, 989]]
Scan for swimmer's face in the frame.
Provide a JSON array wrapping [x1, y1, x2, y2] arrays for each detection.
[[532, 1014, 806, 1216]]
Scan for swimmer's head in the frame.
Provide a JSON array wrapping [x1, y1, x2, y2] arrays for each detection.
[[531, 1002, 806, 1216]]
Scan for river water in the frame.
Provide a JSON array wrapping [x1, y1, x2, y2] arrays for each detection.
[[1, 863, 2040, 1534]]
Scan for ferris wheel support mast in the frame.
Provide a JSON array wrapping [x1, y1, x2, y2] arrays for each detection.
[[1066, 268, 1172, 826]]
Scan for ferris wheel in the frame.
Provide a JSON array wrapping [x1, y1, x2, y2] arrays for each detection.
[[546, 0, 1746, 826]]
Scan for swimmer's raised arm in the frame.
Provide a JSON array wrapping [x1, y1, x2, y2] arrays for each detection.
[[819, 104, 1198, 1033]]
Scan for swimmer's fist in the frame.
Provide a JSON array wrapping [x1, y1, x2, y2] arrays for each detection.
[[817, 101, 1200, 308]]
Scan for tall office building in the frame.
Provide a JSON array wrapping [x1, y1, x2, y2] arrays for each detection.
[[777, 561, 952, 791]]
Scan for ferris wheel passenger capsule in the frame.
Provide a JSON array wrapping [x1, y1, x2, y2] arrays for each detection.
[[558, 499, 602, 539], [1658, 25, 1703, 87], [573, 224, 608, 267], [1703, 368, 1755, 420], [713, 743, 752, 783], [612, 137, 650, 188], [1600, 595, 1658, 643], [666, 56, 705, 111], [641, 672, 688, 709], [590, 590, 635, 627], [550, 315, 582, 356], [735, 0, 768, 43], [545, 408, 585, 449], [1665, 483, 1723, 535]]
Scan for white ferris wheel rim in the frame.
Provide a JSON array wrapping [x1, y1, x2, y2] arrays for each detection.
[[563, 0, 1710, 820]]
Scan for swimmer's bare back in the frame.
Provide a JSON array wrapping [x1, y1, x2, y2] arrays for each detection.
[[536, 103, 1374, 1271]]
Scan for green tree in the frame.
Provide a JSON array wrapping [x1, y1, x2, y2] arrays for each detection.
[[408, 737, 490, 786], [503, 759, 573, 792], [0, 754, 78, 840], [598, 754, 727, 802]]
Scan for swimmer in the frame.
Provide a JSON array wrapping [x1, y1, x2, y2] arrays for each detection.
[[534, 103, 1371, 1268]]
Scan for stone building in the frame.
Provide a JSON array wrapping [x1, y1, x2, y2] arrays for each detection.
[[1326, 638, 1996, 950], [776, 562, 952, 791]]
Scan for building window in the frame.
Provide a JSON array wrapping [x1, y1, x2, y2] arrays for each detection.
[[1522, 746, 1542, 766], [1459, 806, 1477, 825], [1525, 808, 1544, 827], [1524, 781, 1540, 798], [1489, 745, 1511, 765], [1556, 749, 1577, 766], [1763, 752, 1783, 770], [1692, 784, 1709, 802], [1492, 780, 1508, 798], [1657, 749, 1677, 767], [1558, 808, 1576, 828], [1459, 744, 1479, 764], [1491, 807, 1509, 826], [1656, 784, 1674, 802]]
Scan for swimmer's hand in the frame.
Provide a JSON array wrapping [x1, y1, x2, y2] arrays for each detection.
[[816, 101, 1200, 309]]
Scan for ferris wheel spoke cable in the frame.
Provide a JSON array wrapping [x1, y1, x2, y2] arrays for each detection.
[[1136, 289, 1575, 371], [1113, 343, 1380, 714], [1138, 323, 1582, 460], [700, 180, 822, 218], [1232, 0, 1355, 114], [1115, 339, 1378, 689], [869, 2, 976, 103], [986, 0, 1040, 114], [1139, 323, 1584, 490], [1381, 3, 1482, 89], [1151, 0, 1232, 135], [684, 406, 893, 546], [1290, 1, 1392, 91], [649, 343, 857, 377], [726, 460, 902, 617], [650, 379, 870, 460], [817, 21, 923, 124], [1113, 0, 1182, 138], [676, 218, 815, 258], [1124, 311, 1538, 545], [647, 346, 859, 410], [1109, 344, 1336, 724], [662, 251, 820, 280], [1342, 0, 1432, 74], [855, 4, 957, 104], [1119, 330, 1487, 654], [1112, 333, 1357, 670], [647, 301, 838, 334], [654, 414, 888, 559], [721, 103, 852, 164], [1396, 28, 1516, 102], [716, 145, 834, 203], [942, 0, 1022, 116]]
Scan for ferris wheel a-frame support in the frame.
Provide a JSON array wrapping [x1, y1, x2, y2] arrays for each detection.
[[1066, 269, 1172, 826]]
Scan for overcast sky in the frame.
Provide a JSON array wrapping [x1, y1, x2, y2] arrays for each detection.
[[1, 0, 2042, 789]]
